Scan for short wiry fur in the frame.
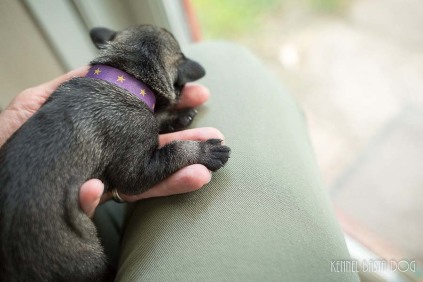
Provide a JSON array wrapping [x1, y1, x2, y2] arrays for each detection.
[[0, 25, 230, 281]]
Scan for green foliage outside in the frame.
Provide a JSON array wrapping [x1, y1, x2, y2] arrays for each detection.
[[192, 0, 347, 39], [193, 0, 280, 39]]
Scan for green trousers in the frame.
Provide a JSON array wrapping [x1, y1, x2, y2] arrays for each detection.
[[95, 42, 359, 282]]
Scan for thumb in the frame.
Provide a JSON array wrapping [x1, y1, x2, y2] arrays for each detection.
[[79, 179, 104, 218]]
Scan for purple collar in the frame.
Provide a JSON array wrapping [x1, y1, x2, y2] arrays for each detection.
[[86, 64, 156, 111]]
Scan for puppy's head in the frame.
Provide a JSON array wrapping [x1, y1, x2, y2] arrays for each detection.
[[90, 25, 205, 110]]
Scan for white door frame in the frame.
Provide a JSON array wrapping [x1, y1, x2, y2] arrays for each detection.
[[23, 0, 192, 70]]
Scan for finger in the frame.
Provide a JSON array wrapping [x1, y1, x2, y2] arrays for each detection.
[[122, 164, 211, 201], [159, 127, 225, 146], [39, 66, 90, 92], [35, 66, 90, 99], [8, 66, 91, 115], [176, 83, 210, 109], [79, 179, 104, 218]]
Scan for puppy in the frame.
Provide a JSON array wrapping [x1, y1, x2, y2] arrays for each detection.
[[0, 25, 230, 281]]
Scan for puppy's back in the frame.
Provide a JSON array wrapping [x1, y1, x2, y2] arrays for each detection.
[[0, 83, 110, 281]]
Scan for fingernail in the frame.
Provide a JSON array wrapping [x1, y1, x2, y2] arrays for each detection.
[[207, 170, 212, 183]]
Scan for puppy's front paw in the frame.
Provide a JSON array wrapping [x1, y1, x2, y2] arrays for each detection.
[[159, 109, 197, 133], [175, 109, 197, 130], [199, 139, 231, 171]]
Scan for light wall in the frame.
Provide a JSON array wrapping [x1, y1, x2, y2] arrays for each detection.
[[0, 0, 191, 109], [0, 1, 64, 109]]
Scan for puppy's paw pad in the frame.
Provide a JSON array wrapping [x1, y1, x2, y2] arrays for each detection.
[[200, 139, 231, 171]]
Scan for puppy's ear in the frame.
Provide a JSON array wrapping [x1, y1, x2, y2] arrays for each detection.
[[176, 58, 206, 86], [90, 27, 116, 49]]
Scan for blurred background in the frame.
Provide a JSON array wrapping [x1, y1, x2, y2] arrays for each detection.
[[1, 1, 422, 281], [191, 2, 423, 281], [194, 1, 423, 281]]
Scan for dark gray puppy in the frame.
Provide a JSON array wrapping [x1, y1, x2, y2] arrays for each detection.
[[0, 25, 230, 281]]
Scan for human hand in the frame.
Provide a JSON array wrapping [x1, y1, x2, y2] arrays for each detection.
[[0, 67, 220, 218], [0, 66, 90, 146], [81, 90, 221, 217]]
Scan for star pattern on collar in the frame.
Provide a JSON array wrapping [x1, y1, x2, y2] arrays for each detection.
[[117, 75, 125, 83]]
